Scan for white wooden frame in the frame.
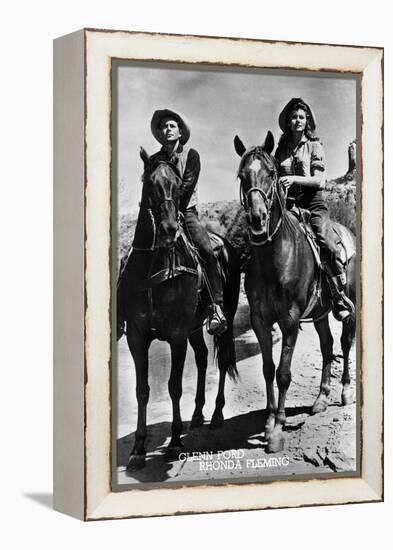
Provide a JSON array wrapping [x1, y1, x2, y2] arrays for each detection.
[[53, 28, 383, 521]]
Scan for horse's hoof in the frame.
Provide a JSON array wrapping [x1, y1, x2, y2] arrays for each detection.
[[166, 445, 184, 460], [266, 436, 284, 454], [126, 454, 146, 471], [210, 414, 224, 430], [341, 389, 352, 406], [311, 397, 328, 415], [190, 415, 204, 429]]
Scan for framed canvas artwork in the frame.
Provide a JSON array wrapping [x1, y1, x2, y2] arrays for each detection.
[[53, 29, 383, 520]]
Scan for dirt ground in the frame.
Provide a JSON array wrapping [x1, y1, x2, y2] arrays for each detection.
[[115, 287, 357, 486]]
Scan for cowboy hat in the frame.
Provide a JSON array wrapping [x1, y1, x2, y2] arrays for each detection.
[[278, 98, 316, 132], [150, 108, 191, 145]]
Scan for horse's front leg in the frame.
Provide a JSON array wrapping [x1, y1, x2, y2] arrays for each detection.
[[267, 319, 299, 453], [166, 337, 188, 458], [312, 316, 334, 414], [188, 329, 208, 428], [126, 333, 150, 471], [250, 311, 276, 440]]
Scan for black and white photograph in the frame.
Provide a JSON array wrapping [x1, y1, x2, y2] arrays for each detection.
[[113, 62, 359, 488], [1, 0, 389, 540]]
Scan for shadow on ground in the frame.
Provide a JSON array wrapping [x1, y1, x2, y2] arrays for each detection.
[[23, 493, 53, 509], [118, 405, 310, 482]]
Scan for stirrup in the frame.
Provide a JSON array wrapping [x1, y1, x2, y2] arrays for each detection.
[[207, 304, 227, 336], [332, 292, 355, 322], [327, 272, 354, 322]]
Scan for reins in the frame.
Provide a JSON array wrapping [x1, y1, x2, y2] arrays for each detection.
[[240, 156, 287, 246], [132, 208, 157, 252], [132, 164, 183, 253], [132, 204, 183, 253], [127, 161, 197, 339], [239, 148, 329, 324]]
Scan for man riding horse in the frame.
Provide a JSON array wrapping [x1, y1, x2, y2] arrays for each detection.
[[275, 97, 354, 321], [118, 108, 227, 337]]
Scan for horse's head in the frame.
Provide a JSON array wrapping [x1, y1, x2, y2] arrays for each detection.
[[234, 131, 283, 243], [140, 147, 182, 249]]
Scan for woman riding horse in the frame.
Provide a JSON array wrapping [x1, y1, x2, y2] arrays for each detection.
[[275, 98, 354, 321], [234, 126, 356, 454]]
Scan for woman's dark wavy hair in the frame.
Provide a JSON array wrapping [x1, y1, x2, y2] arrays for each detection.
[[276, 100, 320, 154]]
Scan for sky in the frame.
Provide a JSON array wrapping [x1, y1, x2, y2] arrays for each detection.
[[115, 62, 357, 214]]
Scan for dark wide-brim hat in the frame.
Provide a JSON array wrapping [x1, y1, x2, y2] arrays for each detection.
[[278, 98, 317, 132], [150, 108, 191, 145]]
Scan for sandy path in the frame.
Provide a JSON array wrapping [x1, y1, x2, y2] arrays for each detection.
[[115, 289, 357, 486]]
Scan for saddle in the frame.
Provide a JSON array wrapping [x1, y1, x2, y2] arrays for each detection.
[[119, 227, 226, 294], [290, 205, 355, 267], [119, 227, 227, 340], [289, 205, 355, 322], [186, 230, 229, 291], [290, 205, 321, 268]]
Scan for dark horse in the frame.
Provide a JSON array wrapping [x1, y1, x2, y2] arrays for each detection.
[[234, 132, 356, 454], [117, 147, 240, 470]]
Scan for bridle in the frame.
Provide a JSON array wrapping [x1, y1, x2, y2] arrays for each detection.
[[133, 161, 183, 252], [239, 151, 286, 246]]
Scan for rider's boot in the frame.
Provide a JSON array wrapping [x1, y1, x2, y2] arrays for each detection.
[[207, 303, 228, 336], [328, 272, 355, 322]]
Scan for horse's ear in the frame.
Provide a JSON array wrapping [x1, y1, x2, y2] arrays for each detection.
[[263, 131, 275, 155], [234, 135, 246, 157], [139, 146, 150, 167]]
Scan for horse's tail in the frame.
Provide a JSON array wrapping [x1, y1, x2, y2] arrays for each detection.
[[214, 330, 238, 381], [214, 237, 241, 381]]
